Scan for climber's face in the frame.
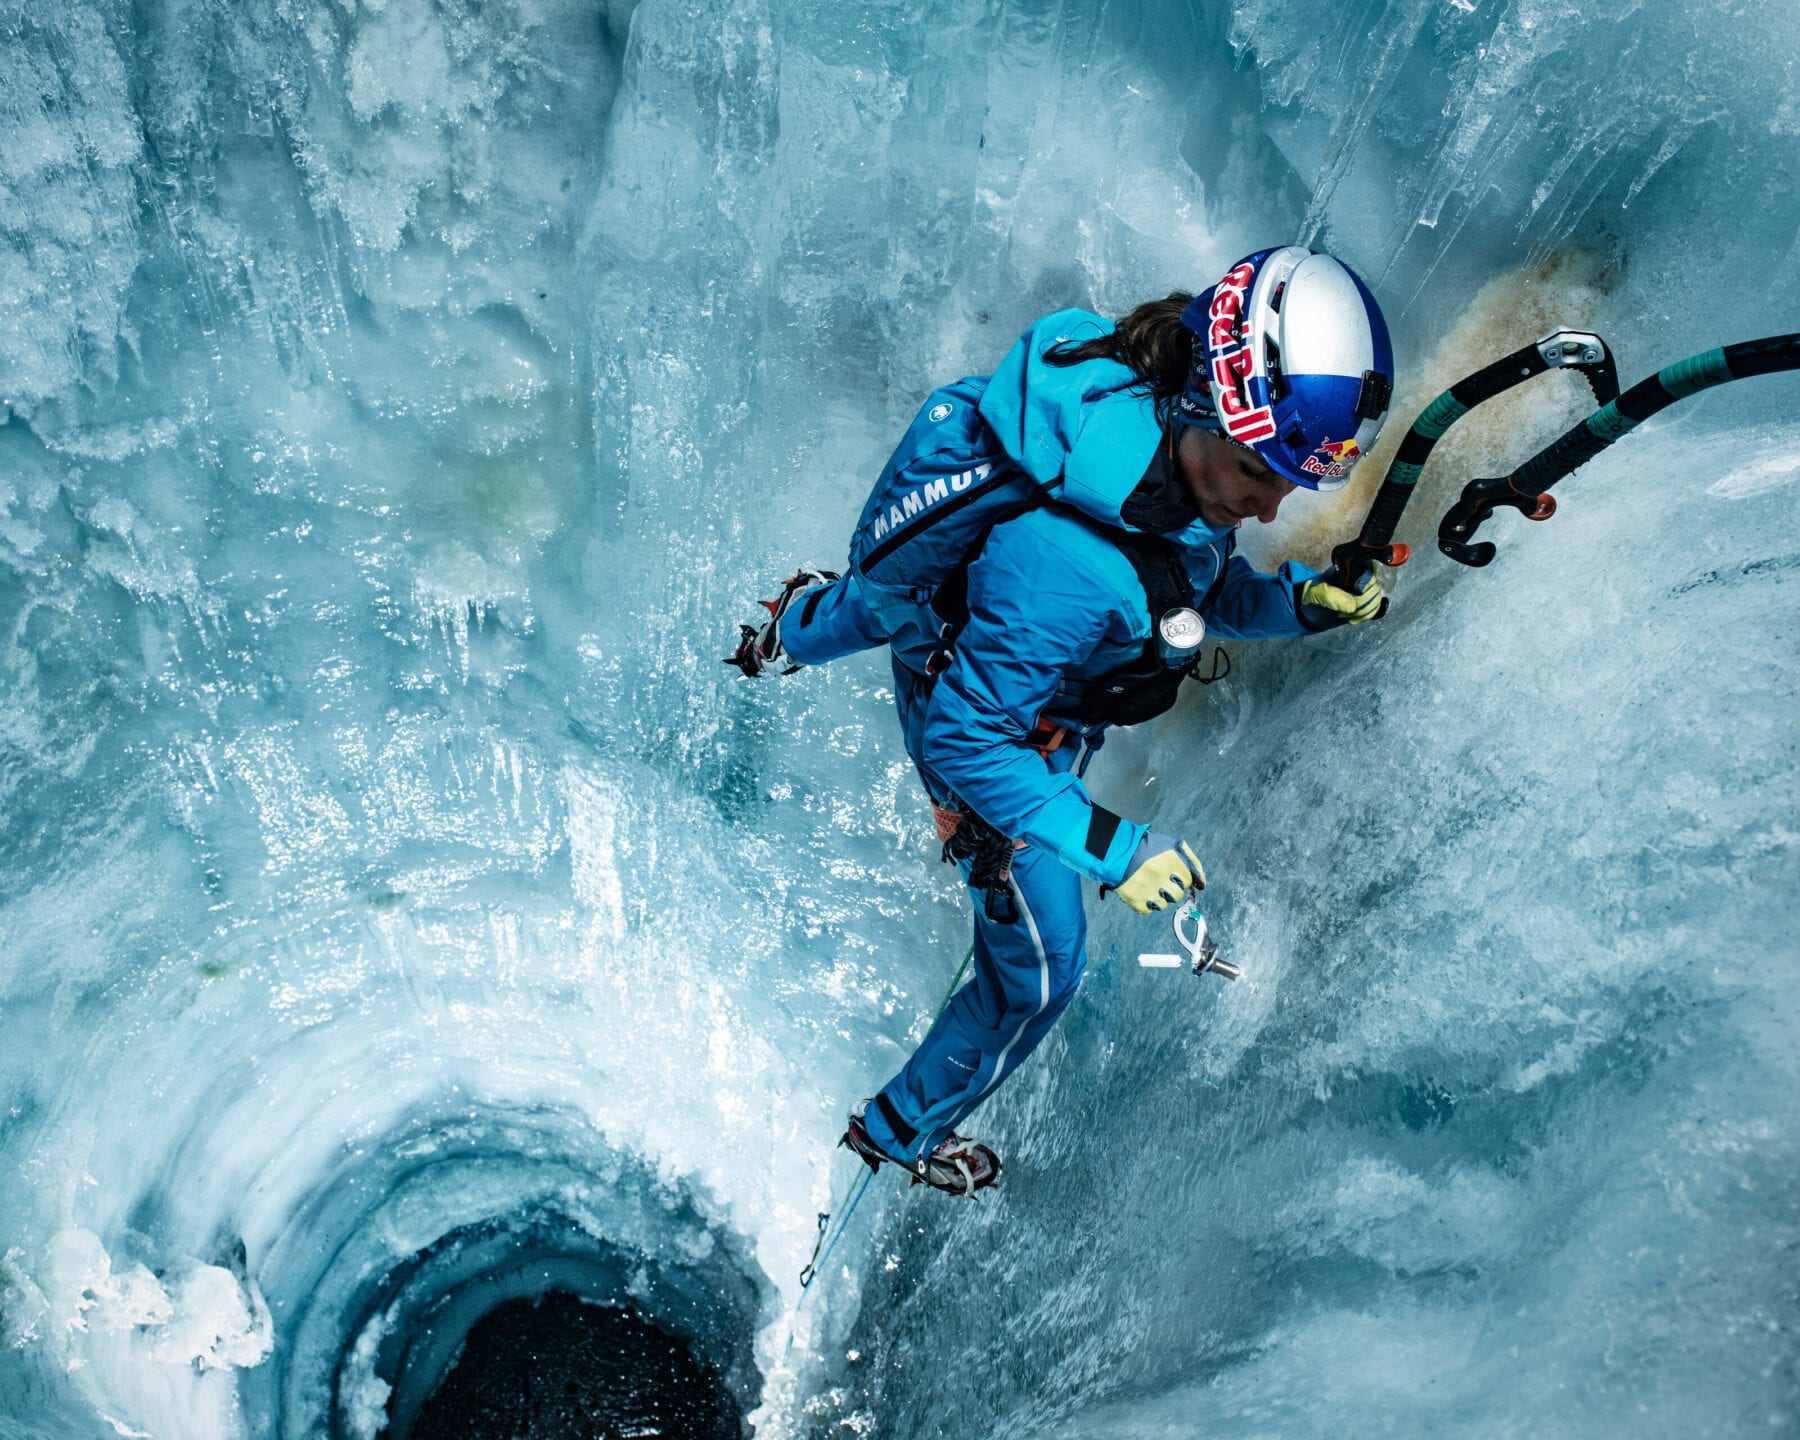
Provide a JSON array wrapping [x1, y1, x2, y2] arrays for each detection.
[[1179, 426, 1299, 527]]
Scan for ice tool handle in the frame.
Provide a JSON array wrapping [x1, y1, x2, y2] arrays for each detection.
[[1439, 333, 1800, 567], [1327, 328, 1619, 597]]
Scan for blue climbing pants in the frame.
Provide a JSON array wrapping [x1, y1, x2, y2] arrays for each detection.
[[859, 660, 1089, 1164]]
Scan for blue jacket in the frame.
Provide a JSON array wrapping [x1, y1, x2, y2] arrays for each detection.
[[782, 312, 1323, 887]]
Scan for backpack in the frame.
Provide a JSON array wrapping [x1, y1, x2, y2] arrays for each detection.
[[846, 375, 1043, 635], [846, 310, 1168, 643]]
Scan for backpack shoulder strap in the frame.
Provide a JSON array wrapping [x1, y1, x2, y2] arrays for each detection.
[[925, 494, 1047, 632], [1105, 528, 1191, 627]]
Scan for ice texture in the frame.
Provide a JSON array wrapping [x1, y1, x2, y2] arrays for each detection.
[[0, 1, 1796, 1438]]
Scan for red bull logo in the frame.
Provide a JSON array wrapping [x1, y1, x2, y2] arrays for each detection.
[[1206, 261, 1257, 350], [1205, 263, 1275, 444], [1300, 438, 1360, 480]]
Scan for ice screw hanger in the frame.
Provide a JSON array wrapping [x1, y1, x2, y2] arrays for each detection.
[[1138, 895, 1241, 981]]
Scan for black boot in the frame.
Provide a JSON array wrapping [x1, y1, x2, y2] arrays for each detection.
[[843, 1103, 1001, 1196]]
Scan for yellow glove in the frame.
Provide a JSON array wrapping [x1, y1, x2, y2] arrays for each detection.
[[1114, 832, 1206, 915], [1298, 572, 1385, 627]]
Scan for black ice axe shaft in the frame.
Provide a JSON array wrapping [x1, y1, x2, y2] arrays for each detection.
[[1327, 329, 1621, 596], [1438, 333, 1800, 567]]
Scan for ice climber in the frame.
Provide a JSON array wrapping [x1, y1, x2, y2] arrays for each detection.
[[729, 247, 1397, 1194]]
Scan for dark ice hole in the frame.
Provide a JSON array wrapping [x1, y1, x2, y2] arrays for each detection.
[[407, 1290, 744, 1440]]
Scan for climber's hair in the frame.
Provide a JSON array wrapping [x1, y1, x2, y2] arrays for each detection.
[[1044, 293, 1196, 423]]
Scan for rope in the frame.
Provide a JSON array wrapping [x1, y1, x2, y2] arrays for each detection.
[[796, 941, 975, 1299]]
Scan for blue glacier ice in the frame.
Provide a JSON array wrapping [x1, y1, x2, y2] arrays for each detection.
[[1, 1, 1796, 1437]]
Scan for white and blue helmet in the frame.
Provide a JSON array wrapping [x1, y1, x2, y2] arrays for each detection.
[[1176, 246, 1394, 491]]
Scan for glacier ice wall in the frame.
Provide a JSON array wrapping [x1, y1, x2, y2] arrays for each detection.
[[0, 1, 1796, 1438]]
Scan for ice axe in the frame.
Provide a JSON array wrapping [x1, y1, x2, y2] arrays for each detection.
[[1439, 332, 1800, 566], [1325, 328, 1619, 599]]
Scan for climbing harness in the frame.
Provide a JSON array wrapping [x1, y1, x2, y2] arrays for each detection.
[[940, 807, 1021, 925]]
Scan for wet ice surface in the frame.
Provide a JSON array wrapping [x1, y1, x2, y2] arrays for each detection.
[[0, 1, 1796, 1438]]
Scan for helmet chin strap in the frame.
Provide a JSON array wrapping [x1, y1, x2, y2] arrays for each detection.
[[1174, 382, 1263, 464]]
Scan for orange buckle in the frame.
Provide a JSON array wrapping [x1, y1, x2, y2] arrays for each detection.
[[1025, 719, 1068, 755]]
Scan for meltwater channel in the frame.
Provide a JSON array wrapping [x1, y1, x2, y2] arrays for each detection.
[[1, 1, 1796, 1437]]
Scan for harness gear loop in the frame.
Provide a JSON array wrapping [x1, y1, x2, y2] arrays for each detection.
[[935, 802, 1022, 925]]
